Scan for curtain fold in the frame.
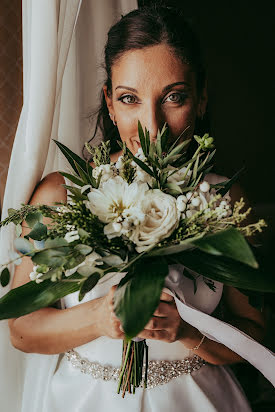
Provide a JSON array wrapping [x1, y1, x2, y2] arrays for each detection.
[[0, 1, 137, 410]]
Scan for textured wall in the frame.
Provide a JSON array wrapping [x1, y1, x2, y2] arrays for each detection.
[[0, 0, 23, 212]]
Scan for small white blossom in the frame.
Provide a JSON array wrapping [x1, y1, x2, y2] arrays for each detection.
[[92, 164, 116, 186], [29, 265, 44, 283], [64, 230, 79, 243]]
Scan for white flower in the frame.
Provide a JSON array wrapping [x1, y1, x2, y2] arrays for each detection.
[[167, 165, 192, 187], [65, 251, 103, 277], [130, 190, 181, 253], [92, 164, 116, 186], [84, 176, 148, 239], [29, 265, 44, 283], [64, 230, 79, 243]]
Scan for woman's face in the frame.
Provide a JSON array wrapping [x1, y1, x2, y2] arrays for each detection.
[[104, 44, 207, 155]]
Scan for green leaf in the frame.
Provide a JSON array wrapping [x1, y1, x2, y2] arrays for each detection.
[[45, 237, 69, 250], [0, 268, 10, 287], [156, 129, 162, 157], [15, 224, 22, 238], [149, 236, 202, 256], [14, 238, 35, 256], [171, 249, 275, 292], [32, 249, 67, 268], [127, 151, 155, 177], [27, 222, 48, 241], [53, 139, 94, 183], [59, 171, 86, 187], [215, 167, 245, 196], [0, 273, 81, 319], [164, 183, 182, 195], [114, 258, 169, 340], [62, 185, 88, 201], [192, 227, 258, 268], [26, 211, 43, 228], [77, 265, 97, 277], [74, 162, 90, 185], [8, 208, 18, 217], [74, 244, 93, 256], [78, 273, 100, 301], [138, 121, 148, 156]]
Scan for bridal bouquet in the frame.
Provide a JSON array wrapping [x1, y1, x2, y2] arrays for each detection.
[[0, 122, 273, 397]]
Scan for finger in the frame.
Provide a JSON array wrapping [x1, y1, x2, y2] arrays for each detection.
[[160, 291, 174, 302], [153, 301, 175, 317], [144, 316, 171, 330], [137, 329, 168, 341]]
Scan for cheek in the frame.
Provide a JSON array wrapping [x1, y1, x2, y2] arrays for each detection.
[[165, 105, 197, 139]]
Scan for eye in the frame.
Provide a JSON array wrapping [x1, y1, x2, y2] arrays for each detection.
[[163, 92, 187, 104], [118, 94, 137, 104]]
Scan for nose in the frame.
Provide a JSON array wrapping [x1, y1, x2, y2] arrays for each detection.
[[141, 104, 164, 142]]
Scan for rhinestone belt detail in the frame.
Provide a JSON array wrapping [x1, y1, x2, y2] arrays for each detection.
[[64, 348, 206, 389]]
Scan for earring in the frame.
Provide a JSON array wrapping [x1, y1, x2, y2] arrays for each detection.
[[109, 112, 117, 126]]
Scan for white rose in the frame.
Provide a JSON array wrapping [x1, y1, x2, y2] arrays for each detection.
[[130, 190, 181, 253]]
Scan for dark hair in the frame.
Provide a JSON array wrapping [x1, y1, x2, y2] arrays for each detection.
[[86, 4, 208, 156]]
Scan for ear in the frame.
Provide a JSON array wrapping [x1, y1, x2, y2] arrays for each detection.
[[103, 85, 114, 115], [196, 81, 208, 118]]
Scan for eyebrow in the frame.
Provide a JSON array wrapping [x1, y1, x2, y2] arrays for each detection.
[[115, 82, 190, 94]]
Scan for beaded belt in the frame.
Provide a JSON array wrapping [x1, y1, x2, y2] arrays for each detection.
[[65, 349, 206, 389]]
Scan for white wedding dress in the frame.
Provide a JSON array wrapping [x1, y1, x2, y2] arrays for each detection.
[[40, 172, 252, 412], [47, 266, 252, 412]]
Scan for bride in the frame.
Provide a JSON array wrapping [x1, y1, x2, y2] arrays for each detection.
[[7, 5, 266, 411]]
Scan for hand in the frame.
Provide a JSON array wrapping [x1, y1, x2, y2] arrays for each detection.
[[96, 285, 125, 340], [136, 291, 191, 343]]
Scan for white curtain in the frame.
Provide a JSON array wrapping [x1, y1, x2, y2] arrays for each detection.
[[0, 1, 137, 410]]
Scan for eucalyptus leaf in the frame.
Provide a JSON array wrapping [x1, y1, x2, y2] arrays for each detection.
[[28, 222, 48, 241], [0, 273, 81, 319], [45, 237, 69, 250], [26, 211, 43, 228], [32, 249, 67, 268], [77, 265, 97, 277], [78, 272, 100, 301], [0, 268, 10, 287], [15, 224, 22, 238], [14, 238, 35, 256], [74, 244, 93, 256], [114, 257, 169, 340]]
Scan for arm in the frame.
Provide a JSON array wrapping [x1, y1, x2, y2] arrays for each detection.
[[8, 172, 124, 354]]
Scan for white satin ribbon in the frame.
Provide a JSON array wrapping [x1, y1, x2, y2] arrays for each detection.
[[162, 285, 275, 387]]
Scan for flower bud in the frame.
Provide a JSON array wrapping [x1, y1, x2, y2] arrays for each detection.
[[199, 181, 210, 193]]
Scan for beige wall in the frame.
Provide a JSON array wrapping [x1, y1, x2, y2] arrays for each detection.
[[0, 0, 23, 212]]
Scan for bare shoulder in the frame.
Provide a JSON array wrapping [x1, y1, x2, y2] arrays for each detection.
[[29, 171, 67, 206]]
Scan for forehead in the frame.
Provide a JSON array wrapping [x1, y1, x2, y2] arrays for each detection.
[[111, 44, 196, 91]]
